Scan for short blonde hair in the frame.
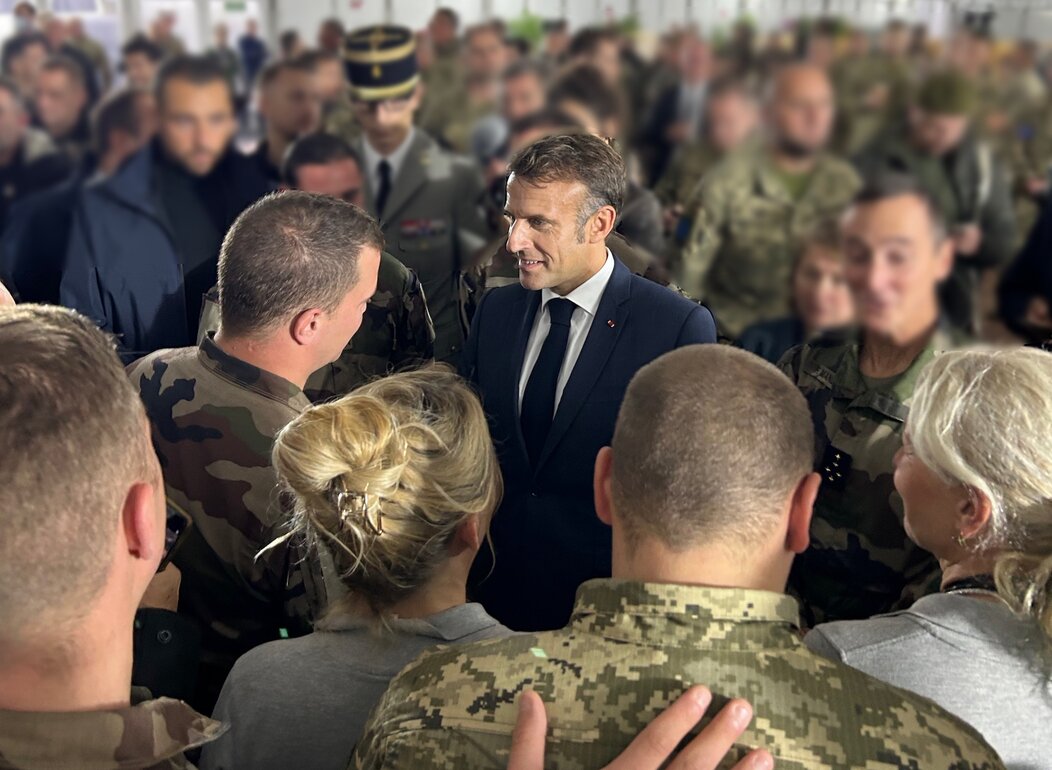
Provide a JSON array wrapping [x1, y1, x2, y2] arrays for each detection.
[[272, 365, 502, 618], [910, 347, 1052, 642]]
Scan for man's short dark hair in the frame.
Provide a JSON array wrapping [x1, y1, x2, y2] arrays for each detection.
[[121, 33, 163, 63], [13, 2, 37, 17], [548, 64, 622, 125], [279, 29, 301, 57], [154, 54, 232, 107], [568, 27, 618, 59], [320, 17, 344, 35], [259, 56, 315, 89], [91, 88, 145, 156], [2, 33, 50, 75], [853, 172, 947, 242], [282, 133, 362, 187], [502, 57, 549, 84], [707, 74, 755, 103], [434, 7, 459, 29], [296, 49, 338, 70], [611, 345, 815, 551], [465, 21, 503, 45], [508, 106, 582, 140], [40, 54, 87, 91], [218, 191, 384, 338], [508, 132, 626, 227]]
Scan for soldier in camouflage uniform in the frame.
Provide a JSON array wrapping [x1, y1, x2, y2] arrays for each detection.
[[129, 192, 383, 713], [353, 345, 1002, 770], [0, 305, 223, 769], [680, 64, 860, 338], [198, 132, 436, 401], [779, 175, 963, 626]]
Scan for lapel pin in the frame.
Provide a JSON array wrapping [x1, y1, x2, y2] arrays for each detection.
[[607, 320, 616, 328]]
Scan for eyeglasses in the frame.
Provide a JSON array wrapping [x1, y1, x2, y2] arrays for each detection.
[[351, 96, 413, 115]]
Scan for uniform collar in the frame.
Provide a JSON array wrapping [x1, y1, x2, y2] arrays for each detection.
[[752, 151, 835, 204], [570, 579, 802, 651], [540, 250, 614, 319], [362, 126, 416, 184], [198, 332, 309, 410], [0, 697, 226, 769]]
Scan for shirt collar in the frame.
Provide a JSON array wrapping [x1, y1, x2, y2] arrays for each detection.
[[540, 250, 614, 318], [198, 332, 309, 411], [362, 127, 416, 182], [318, 602, 504, 641], [0, 697, 226, 768], [570, 579, 802, 651]]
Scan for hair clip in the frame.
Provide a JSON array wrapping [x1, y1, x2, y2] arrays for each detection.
[[333, 481, 384, 536]]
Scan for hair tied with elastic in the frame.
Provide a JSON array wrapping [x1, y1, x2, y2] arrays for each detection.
[[332, 480, 383, 536]]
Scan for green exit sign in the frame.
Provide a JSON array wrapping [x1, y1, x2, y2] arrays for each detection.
[[225, 0, 247, 10]]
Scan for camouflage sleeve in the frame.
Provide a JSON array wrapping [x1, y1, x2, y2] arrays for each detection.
[[392, 267, 436, 367], [974, 155, 1018, 268], [677, 175, 726, 300], [776, 343, 806, 382]]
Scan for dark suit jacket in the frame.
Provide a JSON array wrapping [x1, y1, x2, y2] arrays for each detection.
[[461, 258, 717, 631]]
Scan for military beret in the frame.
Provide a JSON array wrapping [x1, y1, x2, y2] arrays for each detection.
[[915, 69, 978, 115], [344, 25, 418, 101]]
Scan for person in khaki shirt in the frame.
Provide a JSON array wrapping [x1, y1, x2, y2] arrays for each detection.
[[680, 63, 860, 339]]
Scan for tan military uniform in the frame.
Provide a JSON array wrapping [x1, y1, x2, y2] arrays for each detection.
[[680, 149, 860, 338], [352, 580, 1004, 769], [0, 696, 223, 769], [778, 325, 963, 626], [418, 43, 463, 140], [653, 139, 722, 210], [357, 130, 491, 362], [321, 89, 362, 146]]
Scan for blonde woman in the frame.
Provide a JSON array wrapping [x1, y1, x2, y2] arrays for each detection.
[[806, 347, 1052, 769], [200, 366, 512, 770]]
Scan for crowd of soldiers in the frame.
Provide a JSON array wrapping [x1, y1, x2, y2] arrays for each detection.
[[2, 3, 1052, 769]]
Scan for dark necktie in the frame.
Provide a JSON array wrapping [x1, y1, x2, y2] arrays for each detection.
[[520, 298, 576, 466], [375, 159, 392, 218]]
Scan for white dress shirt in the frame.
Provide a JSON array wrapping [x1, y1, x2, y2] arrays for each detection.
[[517, 252, 615, 414], [361, 127, 415, 199]]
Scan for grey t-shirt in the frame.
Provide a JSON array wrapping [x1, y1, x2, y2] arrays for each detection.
[[805, 592, 1052, 770], [199, 603, 513, 770]]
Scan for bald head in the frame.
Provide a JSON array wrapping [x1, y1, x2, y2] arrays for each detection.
[[766, 63, 835, 158], [609, 345, 815, 553]]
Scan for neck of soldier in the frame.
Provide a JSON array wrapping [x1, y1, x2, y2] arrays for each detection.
[[0, 592, 134, 712], [611, 532, 792, 595], [366, 124, 411, 157], [859, 301, 939, 379], [770, 146, 817, 175], [214, 329, 313, 390]]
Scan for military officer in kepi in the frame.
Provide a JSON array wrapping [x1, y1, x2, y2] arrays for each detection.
[[344, 25, 493, 364]]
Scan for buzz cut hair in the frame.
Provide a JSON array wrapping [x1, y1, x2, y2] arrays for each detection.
[[611, 345, 815, 552]]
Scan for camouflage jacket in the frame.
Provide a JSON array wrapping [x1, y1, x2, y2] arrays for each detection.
[[322, 90, 362, 146], [351, 580, 1003, 770], [653, 139, 723, 211], [198, 252, 435, 402], [128, 335, 325, 712], [680, 149, 860, 338], [0, 696, 224, 769], [778, 326, 961, 626]]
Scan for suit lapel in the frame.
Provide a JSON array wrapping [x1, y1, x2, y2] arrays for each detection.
[[504, 289, 541, 458], [535, 261, 632, 472], [380, 133, 429, 225]]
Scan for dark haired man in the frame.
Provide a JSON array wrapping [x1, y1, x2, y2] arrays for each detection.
[[1, 32, 50, 104], [61, 54, 269, 360], [129, 190, 383, 713], [120, 34, 164, 90], [251, 57, 321, 185], [34, 54, 91, 164], [779, 173, 964, 626], [463, 132, 717, 632]]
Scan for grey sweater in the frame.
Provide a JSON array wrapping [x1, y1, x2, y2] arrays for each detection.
[[805, 592, 1052, 770], [199, 603, 513, 770]]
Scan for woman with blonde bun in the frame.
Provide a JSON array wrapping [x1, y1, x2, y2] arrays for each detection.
[[200, 365, 512, 770], [806, 347, 1052, 769]]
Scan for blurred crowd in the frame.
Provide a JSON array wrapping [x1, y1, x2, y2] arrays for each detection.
[[2, 2, 1052, 769]]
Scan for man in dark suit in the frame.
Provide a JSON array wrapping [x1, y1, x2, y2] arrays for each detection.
[[463, 133, 717, 631]]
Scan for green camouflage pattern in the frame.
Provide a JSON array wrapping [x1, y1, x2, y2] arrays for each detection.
[[352, 579, 1004, 770], [197, 253, 435, 402], [653, 139, 723, 210], [778, 326, 962, 626], [357, 131, 492, 363], [418, 44, 465, 141], [127, 335, 324, 711], [322, 89, 362, 146], [679, 148, 860, 338], [997, 101, 1052, 246], [831, 53, 913, 156], [0, 697, 224, 769]]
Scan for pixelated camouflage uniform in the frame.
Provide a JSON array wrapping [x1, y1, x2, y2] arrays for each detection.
[[0, 695, 224, 769], [997, 101, 1052, 247], [418, 43, 464, 141], [831, 53, 913, 156], [680, 149, 860, 338], [128, 335, 326, 713], [352, 580, 1004, 770], [778, 326, 963, 626], [197, 252, 436, 402], [653, 139, 723, 211]]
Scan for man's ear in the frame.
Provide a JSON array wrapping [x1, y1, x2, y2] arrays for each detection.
[[935, 235, 955, 282], [122, 481, 162, 566], [290, 307, 323, 346], [590, 204, 617, 244], [786, 472, 820, 554], [594, 446, 614, 527]]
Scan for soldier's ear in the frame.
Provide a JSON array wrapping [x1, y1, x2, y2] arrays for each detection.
[[786, 472, 820, 554], [291, 307, 324, 345], [594, 446, 615, 527]]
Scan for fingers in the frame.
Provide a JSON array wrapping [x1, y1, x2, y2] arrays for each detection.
[[669, 699, 762, 770], [604, 685, 713, 770], [507, 690, 547, 770], [731, 749, 775, 770]]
